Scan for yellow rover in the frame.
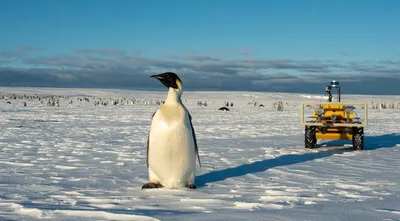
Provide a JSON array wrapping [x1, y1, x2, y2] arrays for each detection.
[[300, 80, 368, 150]]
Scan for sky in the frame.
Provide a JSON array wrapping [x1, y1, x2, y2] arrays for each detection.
[[0, 0, 399, 94]]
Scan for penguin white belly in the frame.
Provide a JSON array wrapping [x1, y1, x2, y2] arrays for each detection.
[[148, 108, 196, 189]]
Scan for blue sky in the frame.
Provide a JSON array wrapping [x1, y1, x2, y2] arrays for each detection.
[[0, 0, 399, 94]]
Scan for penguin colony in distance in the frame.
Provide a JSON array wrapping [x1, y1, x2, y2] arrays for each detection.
[[143, 72, 201, 190]]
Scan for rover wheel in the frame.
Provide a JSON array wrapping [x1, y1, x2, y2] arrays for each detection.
[[352, 127, 364, 150], [305, 126, 317, 149]]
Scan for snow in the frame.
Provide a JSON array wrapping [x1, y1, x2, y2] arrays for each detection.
[[0, 86, 399, 221]]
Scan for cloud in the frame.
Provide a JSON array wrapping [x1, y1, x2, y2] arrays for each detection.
[[182, 52, 221, 62], [74, 49, 127, 57], [0, 46, 45, 59], [0, 59, 10, 65], [0, 47, 399, 94], [235, 47, 255, 56]]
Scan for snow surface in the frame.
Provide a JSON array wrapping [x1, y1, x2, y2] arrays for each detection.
[[0, 87, 399, 221]]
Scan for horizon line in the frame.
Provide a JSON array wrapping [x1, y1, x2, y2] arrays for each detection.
[[0, 85, 399, 97]]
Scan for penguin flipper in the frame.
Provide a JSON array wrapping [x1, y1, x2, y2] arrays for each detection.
[[147, 111, 157, 168], [189, 113, 201, 167]]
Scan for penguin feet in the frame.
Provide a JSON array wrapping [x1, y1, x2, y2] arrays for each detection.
[[142, 182, 163, 189], [186, 184, 196, 189]]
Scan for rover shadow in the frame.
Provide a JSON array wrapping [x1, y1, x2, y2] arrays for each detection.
[[320, 133, 400, 150], [196, 133, 399, 188]]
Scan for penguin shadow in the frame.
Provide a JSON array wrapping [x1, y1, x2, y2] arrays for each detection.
[[196, 133, 400, 188], [17, 201, 195, 217]]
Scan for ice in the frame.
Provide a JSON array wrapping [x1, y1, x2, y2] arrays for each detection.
[[0, 87, 399, 221]]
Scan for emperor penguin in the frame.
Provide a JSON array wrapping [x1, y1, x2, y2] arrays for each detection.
[[142, 72, 201, 190]]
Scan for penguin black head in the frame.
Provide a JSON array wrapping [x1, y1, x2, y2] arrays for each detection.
[[151, 72, 182, 90]]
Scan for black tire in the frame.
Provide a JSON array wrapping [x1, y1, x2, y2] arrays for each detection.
[[352, 127, 364, 150], [305, 126, 317, 149]]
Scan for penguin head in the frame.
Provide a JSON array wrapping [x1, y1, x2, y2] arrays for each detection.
[[151, 72, 182, 90]]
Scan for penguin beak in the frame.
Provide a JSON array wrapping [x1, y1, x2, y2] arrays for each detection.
[[151, 74, 169, 88], [150, 74, 163, 80]]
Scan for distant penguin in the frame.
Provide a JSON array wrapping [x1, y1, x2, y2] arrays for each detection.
[[218, 107, 230, 111], [143, 72, 201, 190]]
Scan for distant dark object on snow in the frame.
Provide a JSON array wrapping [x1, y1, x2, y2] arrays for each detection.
[[259, 104, 264, 107], [6, 101, 11, 104], [218, 107, 230, 111]]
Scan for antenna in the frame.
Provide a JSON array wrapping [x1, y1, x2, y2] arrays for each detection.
[[325, 80, 341, 102]]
